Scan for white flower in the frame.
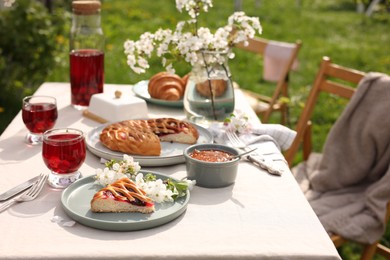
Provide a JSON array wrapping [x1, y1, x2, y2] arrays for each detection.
[[95, 167, 127, 186], [134, 173, 174, 203], [95, 154, 141, 186], [176, 0, 213, 18], [4, 0, 16, 7], [123, 0, 262, 75], [184, 179, 196, 190], [165, 63, 175, 74], [225, 110, 252, 134]]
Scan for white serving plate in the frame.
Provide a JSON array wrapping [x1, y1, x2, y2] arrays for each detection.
[[86, 122, 213, 166]]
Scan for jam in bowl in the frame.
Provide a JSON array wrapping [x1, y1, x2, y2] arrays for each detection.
[[189, 149, 234, 163], [184, 144, 240, 188]]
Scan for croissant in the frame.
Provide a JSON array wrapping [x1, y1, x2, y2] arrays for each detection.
[[182, 73, 190, 87], [196, 79, 227, 98], [148, 72, 186, 101]]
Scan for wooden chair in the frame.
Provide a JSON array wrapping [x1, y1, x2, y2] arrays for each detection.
[[332, 205, 390, 259], [235, 37, 302, 125], [284, 56, 390, 259]]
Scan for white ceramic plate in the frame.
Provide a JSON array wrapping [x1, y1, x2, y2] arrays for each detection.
[[132, 80, 183, 108], [61, 172, 190, 231], [86, 122, 213, 166]]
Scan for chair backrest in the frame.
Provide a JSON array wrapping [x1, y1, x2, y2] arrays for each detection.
[[284, 56, 365, 166], [236, 37, 302, 123]]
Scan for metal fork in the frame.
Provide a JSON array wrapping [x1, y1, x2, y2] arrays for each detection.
[[0, 173, 48, 212], [226, 130, 250, 150], [226, 130, 284, 176]]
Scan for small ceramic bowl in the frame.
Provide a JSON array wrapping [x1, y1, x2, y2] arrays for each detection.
[[183, 143, 240, 188]]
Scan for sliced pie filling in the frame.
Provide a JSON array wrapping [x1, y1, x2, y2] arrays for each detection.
[[91, 178, 155, 214]]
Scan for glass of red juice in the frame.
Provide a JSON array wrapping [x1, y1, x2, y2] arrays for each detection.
[[70, 49, 104, 110], [22, 96, 58, 145], [42, 128, 86, 188]]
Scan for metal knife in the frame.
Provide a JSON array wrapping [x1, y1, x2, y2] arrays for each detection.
[[0, 175, 40, 202]]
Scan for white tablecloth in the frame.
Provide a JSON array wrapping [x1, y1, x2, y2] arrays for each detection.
[[0, 82, 341, 259]]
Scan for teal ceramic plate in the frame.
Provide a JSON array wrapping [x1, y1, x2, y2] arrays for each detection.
[[85, 122, 213, 167], [132, 80, 183, 108], [61, 172, 190, 231]]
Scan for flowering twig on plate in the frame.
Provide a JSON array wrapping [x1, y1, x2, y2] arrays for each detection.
[[95, 155, 195, 203]]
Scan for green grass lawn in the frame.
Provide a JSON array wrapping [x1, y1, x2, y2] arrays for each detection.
[[2, 0, 390, 258], [47, 0, 390, 132]]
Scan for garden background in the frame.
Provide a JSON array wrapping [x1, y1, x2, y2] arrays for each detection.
[[0, 0, 389, 258]]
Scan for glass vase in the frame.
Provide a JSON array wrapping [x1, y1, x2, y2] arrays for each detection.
[[183, 51, 235, 127]]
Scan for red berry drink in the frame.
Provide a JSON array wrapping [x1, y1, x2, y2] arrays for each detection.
[[70, 49, 104, 109], [22, 103, 57, 134], [43, 128, 86, 188], [43, 133, 86, 174], [22, 96, 57, 145]]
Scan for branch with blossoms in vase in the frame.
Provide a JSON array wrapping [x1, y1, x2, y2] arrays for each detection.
[[124, 0, 262, 125], [3, 0, 16, 7]]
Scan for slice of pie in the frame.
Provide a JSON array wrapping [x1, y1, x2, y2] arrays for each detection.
[[91, 178, 155, 214]]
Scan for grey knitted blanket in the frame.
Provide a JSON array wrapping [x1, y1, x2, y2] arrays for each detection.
[[292, 72, 390, 244]]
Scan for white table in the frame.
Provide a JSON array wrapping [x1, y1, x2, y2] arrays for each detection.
[[0, 82, 341, 259]]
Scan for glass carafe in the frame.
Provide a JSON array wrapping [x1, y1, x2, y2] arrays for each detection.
[[70, 0, 105, 110]]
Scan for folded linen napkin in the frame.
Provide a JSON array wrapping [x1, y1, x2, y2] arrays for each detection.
[[209, 120, 296, 175], [239, 124, 297, 151], [210, 122, 296, 151]]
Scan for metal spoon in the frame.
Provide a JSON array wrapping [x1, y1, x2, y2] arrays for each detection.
[[230, 147, 258, 159]]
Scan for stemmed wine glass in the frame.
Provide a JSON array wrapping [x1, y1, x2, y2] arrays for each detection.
[[22, 96, 58, 145], [42, 128, 86, 188]]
